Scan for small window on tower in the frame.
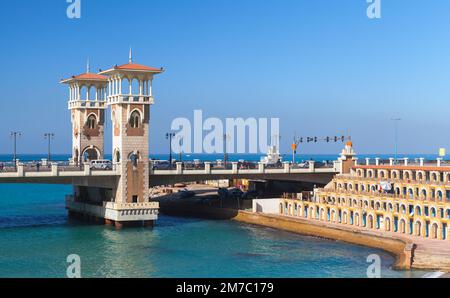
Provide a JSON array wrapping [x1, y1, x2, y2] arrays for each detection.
[[130, 111, 140, 128], [87, 115, 97, 129]]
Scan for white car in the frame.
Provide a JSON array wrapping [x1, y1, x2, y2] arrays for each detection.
[[90, 160, 113, 170]]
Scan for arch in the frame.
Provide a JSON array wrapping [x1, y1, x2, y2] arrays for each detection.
[[404, 171, 411, 180], [391, 170, 398, 179], [375, 201, 381, 210], [388, 202, 393, 212], [342, 211, 348, 224], [385, 217, 392, 232], [430, 207, 437, 218], [121, 77, 131, 95], [331, 209, 337, 223], [129, 110, 141, 128], [128, 151, 141, 167], [431, 172, 438, 182], [400, 204, 407, 214], [79, 85, 87, 100], [437, 190, 443, 201], [320, 208, 326, 221], [430, 222, 440, 239], [446, 208, 450, 219], [86, 114, 97, 129], [414, 220, 423, 237], [421, 189, 427, 200], [415, 205, 422, 216], [367, 214, 374, 229], [82, 146, 100, 162], [399, 219, 406, 234], [88, 85, 96, 100], [309, 207, 315, 219], [408, 188, 414, 199], [417, 171, 424, 181], [354, 212, 360, 226], [131, 78, 140, 95]]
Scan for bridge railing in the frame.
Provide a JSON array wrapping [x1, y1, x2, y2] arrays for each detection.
[[0, 161, 118, 177], [151, 160, 339, 175]]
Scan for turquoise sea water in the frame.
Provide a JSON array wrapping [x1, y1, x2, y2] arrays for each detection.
[[0, 183, 427, 278]]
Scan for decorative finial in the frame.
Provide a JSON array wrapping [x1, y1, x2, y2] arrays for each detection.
[[129, 47, 133, 63], [87, 58, 90, 73]]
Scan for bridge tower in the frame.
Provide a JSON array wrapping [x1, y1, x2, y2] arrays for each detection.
[[100, 52, 164, 214], [61, 63, 108, 165], [338, 140, 357, 174]]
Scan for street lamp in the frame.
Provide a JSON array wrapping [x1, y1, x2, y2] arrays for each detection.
[[176, 135, 183, 163], [223, 134, 231, 167], [10, 131, 22, 164], [166, 132, 175, 168], [391, 118, 402, 164], [44, 133, 55, 162]]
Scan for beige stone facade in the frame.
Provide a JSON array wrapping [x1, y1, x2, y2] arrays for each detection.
[[280, 147, 450, 242]]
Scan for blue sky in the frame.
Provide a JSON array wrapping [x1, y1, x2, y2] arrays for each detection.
[[0, 0, 450, 155]]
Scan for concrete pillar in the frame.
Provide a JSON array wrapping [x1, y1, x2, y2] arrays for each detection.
[[17, 164, 24, 177], [204, 162, 211, 174], [309, 161, 315, 172], [283, 162, 290, 173], [149, 79, 153, 97], [375, 158, 380, 166], [232, 162, 238, 174], [84, 162, 91, 175], [354, 158, 359, 166], [258, 162, 265, 173], [419, 158, 424, 166], [404, 158, 409, 166], [176, 162, 183, 174], [51, 163, 58, 176], [437, 158, 442, 167], [365, 158, 370, 166], [389, 158, 394, 166]]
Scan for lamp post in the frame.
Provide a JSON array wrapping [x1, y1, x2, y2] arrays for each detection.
[[391, 118, 402, 164], [166, 132, 175, 169], [44, 133, 55, 162], [176, 135, 183, 163], [10, 131, 22, 165], [223, 134, 230, 168]]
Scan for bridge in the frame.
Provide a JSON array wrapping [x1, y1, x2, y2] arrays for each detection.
[[0, 159, 339, 186], [0, 54, 356, 229]]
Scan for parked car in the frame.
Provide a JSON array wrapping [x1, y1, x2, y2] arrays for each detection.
[[152, 160, 171, 170], [90, 160, 112, 170]]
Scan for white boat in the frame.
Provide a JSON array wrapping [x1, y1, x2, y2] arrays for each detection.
[[260, 146, 282, 165]]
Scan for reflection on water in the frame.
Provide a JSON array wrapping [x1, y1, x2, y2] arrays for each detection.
[[0, 184, 429, 278]]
